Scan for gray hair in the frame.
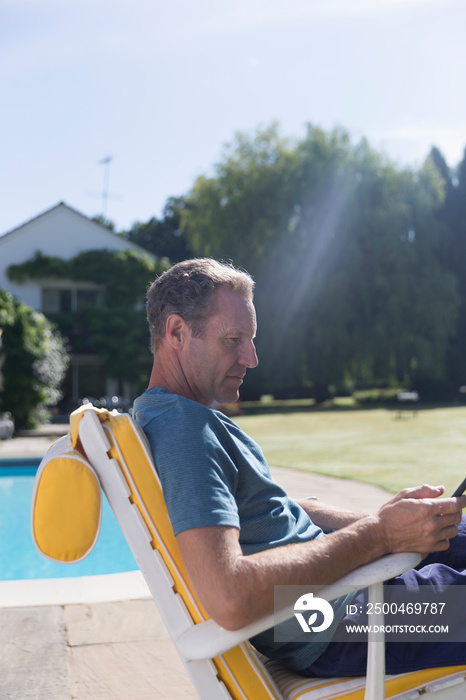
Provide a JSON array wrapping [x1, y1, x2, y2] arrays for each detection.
[[147, 258, 255, 353]]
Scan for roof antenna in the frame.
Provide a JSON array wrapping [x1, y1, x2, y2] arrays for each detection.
[[98, 156, 113, 217]]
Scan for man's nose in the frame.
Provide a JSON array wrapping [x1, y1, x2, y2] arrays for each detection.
[[240, 340, 259, 368]]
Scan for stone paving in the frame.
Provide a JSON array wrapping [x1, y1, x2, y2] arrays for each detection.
[[0, 427, 392, 700]]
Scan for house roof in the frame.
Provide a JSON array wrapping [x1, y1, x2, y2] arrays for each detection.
[[0, 201, 157, 261]]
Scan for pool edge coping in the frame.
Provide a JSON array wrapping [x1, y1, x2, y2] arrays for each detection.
[[0, 570, 151, 608]]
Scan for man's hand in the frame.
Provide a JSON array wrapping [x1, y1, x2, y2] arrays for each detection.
[[376, 484, 466, 556]]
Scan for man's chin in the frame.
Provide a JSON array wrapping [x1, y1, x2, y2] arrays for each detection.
[[215, 390, 240, 406]]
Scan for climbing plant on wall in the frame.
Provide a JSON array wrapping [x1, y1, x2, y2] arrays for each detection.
[[7, 249, 169, 387]]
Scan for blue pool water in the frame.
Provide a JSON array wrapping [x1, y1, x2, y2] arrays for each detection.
[[0, 460, 137, 580]]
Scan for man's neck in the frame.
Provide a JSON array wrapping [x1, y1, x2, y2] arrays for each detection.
[[148, 356, 205, 405], [148, 359, 176, 394]]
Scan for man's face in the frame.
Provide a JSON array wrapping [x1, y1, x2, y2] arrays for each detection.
[[183, 287, 258, 407]]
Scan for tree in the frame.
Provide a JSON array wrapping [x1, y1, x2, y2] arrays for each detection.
[[341, 154, 458, 391], [124, 198, 194, 263], [181, 123, 302, 272], [180, 124, 459, 399], [430, 146, 466, 395], [0, 289, 69, 428], [91, 214, 116, 231]]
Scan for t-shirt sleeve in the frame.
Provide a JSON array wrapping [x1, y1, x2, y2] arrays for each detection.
[[148, 411, 240, 536]]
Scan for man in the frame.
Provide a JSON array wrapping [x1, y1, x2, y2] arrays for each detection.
[[132, 258, 466, 676]]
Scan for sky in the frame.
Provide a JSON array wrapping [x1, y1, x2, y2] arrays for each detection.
[[1, 0, 465, 236]]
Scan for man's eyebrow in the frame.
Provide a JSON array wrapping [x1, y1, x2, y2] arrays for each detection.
[[223, 327, 255, 337], [226, 327, 242, 333]]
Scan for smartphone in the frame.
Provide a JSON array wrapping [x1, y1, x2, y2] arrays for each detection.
[[452, 478, 466, 497]]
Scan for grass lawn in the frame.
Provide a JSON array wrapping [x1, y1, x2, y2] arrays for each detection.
[[234, 406, 466, 495]]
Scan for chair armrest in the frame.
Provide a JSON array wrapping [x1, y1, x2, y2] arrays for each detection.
[[176, 551, 421, 661]]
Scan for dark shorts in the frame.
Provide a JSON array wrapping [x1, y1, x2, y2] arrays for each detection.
[[302, 517, 466, 677]]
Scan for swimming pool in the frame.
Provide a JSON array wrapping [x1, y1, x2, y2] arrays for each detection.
[[0, 459, 137, 580]]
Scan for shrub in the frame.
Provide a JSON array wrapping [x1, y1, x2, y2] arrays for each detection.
[[0, 290, 69, 428]]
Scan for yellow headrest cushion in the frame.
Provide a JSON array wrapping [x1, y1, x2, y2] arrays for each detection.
[[31, 435, 102, 563]]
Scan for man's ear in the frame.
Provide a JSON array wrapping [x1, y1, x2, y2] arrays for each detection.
[[165, 314, 189, 350]]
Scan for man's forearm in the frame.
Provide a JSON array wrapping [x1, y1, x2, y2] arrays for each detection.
[[297, 498, 370, 531], [177, 515, 387, 631]]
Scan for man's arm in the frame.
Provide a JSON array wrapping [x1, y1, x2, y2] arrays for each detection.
[[297, 498, 369, 530], [176, 485, 466, 631]]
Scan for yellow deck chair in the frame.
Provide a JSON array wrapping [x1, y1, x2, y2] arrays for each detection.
[[32, 405, 466, 700]]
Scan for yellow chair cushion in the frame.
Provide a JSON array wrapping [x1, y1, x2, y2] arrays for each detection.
[[260, 654, 466, 699], [31, 434, 102, 563]]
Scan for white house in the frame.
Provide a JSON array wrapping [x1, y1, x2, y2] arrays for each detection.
[[0, 202, 157, 408]]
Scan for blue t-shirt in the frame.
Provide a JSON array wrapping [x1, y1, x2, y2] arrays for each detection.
[[133, 387, 352, 670]]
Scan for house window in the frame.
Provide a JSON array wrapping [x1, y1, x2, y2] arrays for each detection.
[[76, 289, 101, 311], [42, 288, 72, 313], [42, 287, 102, 313]]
